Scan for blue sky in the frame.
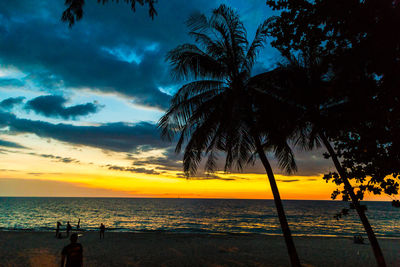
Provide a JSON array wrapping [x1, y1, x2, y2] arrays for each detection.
[[0, 0, 280, 151]]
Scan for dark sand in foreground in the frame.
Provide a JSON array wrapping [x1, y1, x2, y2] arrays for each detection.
[[0, 232, 399, 266]]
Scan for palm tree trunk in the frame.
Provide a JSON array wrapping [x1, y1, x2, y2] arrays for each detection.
[[254, 137, 301, 267], [320, 132, 386, 267]]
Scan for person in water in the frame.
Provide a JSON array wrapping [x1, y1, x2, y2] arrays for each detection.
[[99, 223, 105, 239], [61, 233, 83, 267], [56, 221, 62, 238], [66, 221, 72, 237], [77, 219, 80, 230]]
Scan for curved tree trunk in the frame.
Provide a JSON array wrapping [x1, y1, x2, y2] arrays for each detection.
[[320, 133, 386, 267], [254, 137, 301, 267]]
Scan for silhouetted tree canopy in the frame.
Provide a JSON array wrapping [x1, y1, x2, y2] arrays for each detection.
[[266, 0, 400, 202], [62, 0, 157, 26]]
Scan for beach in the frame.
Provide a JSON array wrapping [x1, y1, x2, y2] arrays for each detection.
[[0, 232, 399, 267]]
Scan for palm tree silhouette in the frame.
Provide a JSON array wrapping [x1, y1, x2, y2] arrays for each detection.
[[252, 50, 386, 267], [158, 5, 301, 267]]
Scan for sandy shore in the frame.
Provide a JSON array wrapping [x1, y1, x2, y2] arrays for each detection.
[[0, 232, 399, 267]]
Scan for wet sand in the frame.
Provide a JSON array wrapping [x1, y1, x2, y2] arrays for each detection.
[[0, 232, 399, 266]]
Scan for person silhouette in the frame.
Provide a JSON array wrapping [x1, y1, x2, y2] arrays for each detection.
[[66, 221, 72, 237], [77, 219, 80, 231], [61, 233, 83, 267], [99, 223, 105, 239], [56, 221, 62, 238]]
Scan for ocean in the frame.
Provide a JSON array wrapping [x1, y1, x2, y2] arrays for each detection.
[[0, 198, 399, 238]]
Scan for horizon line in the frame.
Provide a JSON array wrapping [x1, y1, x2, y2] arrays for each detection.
[[0, 196, 392, 202]]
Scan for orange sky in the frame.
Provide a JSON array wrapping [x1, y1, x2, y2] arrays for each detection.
[[0, 135, 390, 200], [0, 135, 387, 200]]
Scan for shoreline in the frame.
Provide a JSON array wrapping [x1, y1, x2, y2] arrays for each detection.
[[1, 229, 399, 240], [1, 231, 399, 266]]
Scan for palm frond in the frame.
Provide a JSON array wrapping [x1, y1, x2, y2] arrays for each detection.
[[187, 12, 209, 32], [188, 32, 225, 59], [166, 44, 226, 80], [244, 19, 269, 72], [274, 142, 298, 175]]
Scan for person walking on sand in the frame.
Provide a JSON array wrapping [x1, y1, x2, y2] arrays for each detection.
[[76, 219, 80, 231], [99, 223, 105, 239], [61, 233, 83, 267], [66, 221, 72, 237], [56, 221, 62, 238]]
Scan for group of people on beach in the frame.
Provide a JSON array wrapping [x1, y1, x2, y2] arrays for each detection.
[[55, 219, 105, 239], [55, 219, 80, 238]]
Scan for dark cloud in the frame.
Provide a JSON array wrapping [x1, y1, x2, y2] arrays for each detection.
[[127, 147, 183, 171], [107, 164, 160, 175], [34, 153, 80, 164], [174, 172, 240, 181], [276, 179, 300, 183], [24, 95, 101, 119], [0, 1, 274, 110], [0, 1, 192, 109], [0, 78, 25, 88], [0, 97, 25, 110], [0, 111, 169, 152], [125, 144, 332, 178], [0, 139, 26, 149]]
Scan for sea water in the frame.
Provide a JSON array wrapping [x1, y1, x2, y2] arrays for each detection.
[[0, 198, 399, 237]]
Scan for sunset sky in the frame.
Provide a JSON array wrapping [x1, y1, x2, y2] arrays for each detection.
[[0, 1, 382, 200]]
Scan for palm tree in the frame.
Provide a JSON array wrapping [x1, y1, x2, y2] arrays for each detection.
[[158, 5, 301, 267], [251, 50, 386, 267]]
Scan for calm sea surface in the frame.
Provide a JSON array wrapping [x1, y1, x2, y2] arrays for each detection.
[[0, 198, 399, 237]]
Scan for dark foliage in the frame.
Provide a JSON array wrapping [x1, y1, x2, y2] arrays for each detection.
[[266, 0, 400, 202], [62, 0, 157, 26]]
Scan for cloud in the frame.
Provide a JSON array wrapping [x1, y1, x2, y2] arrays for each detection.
[[0, 1, 275, 110], [107, 164, 160, 175], [0, 97, 25, 110], [0, 139, 26, 149], [0, 78, 25, 88], [127, 147, 183, 171], [276, 179, 300, 183], [0, 1, 189, 109], [33, 153, 80, 164], [174, 172, 240, 181], [125, 144, 332, 178], [0, 111, 169, 152], [24, 95, 101, 119]]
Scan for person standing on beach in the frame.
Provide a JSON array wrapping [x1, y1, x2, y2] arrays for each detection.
[[66, 222, 72, 237], [99, 223, 105, 239], [77, 219, 80, 231], [56, 221, 62, 238], [61, 233, 83, 267]]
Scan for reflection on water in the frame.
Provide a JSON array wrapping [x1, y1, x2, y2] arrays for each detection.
[[0, 198, 399, 237]]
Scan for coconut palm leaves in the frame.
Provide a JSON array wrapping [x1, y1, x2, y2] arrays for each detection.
[[159, 5, 297, 177]]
